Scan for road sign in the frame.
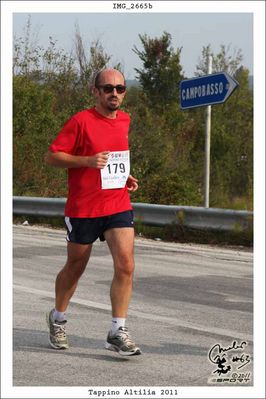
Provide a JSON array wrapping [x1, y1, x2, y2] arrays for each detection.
[[180, 72, 239, 109]]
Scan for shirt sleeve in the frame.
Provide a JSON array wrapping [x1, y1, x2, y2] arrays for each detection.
[[48, 117, 81, 154]]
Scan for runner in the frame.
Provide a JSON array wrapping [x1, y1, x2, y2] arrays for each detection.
[[45, 68, 141, 356]]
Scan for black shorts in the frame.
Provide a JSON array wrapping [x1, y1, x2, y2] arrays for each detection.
[[64, 210, 134, 244]]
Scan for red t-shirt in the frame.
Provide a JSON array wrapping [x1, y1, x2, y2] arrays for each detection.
[[49, 108, 132, 217]]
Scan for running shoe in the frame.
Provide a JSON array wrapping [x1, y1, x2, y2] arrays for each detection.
[[105, 326, 142, 356], [46, 309, 69, 349]]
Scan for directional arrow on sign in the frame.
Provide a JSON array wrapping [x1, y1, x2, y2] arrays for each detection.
[[180, 72, 239, 109]]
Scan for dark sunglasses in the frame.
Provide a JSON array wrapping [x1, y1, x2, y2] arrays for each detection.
[[96, 84, 127, 94]]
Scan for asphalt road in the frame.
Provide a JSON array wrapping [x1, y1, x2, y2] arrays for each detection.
[[13, 224, 253, 390]]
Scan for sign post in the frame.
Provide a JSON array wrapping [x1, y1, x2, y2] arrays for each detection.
[[204, 56, 212, 208], [180, 68, 239, 207]]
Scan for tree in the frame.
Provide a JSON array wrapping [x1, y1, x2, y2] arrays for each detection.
[[74, 24, 111, 88], [13, 15, 41, 77], [195, 44, 243, 76], [133, 32, 184, 107]]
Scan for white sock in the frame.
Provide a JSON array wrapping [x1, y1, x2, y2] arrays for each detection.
[[53, 308, 66, 322], [111, 317, 126, 334]]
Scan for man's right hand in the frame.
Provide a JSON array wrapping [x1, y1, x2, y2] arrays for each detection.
[[87, 151, 110, 169]]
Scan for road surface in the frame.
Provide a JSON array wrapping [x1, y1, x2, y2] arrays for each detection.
[[13, 224, 253, 389]]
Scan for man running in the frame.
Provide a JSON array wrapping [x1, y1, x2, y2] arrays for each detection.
[[45, 68, 141, 356]]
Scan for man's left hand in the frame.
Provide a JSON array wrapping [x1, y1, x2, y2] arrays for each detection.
[[127, 175, 138, 192]]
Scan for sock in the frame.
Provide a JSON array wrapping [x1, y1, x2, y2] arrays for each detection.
[[52, 308, 66, 322], [111, 317, 126, 335]]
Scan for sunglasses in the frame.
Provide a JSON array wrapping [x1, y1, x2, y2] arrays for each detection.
[[96, 84, 127, 94]]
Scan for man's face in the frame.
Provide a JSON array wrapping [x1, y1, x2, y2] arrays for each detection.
[[94, 70, 126, 112]]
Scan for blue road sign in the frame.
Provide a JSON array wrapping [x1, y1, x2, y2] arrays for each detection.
[[180, 72, 239, 109]]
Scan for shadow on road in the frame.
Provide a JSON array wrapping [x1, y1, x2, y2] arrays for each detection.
[[13, 327, 208, 358]]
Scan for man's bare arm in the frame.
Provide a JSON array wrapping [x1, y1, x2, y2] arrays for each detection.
[[44, 151, 109, 169]]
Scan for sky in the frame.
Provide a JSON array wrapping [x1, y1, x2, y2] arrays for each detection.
[[13, 11, 253, 79]]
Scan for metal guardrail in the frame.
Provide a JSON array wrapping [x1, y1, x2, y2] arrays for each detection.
[[13, 196, 253, 232]]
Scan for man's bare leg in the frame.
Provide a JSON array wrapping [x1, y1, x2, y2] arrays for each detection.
[[104, 228, 135, 317], [104, 227, 141, 355], [55, 242, 92, 312], [47, 241, 92, 349]]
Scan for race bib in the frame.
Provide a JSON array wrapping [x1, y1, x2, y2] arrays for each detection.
[[100, 150, 130, 189]]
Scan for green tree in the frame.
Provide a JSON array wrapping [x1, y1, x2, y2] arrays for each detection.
[[133, 32, 184, 108]]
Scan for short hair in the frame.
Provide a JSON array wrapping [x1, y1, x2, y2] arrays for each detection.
[[93, 69, 125, 88], [94, 70, 103, 88]]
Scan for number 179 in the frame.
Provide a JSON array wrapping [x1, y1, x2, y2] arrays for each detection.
[[107, 163, 126, 174]]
